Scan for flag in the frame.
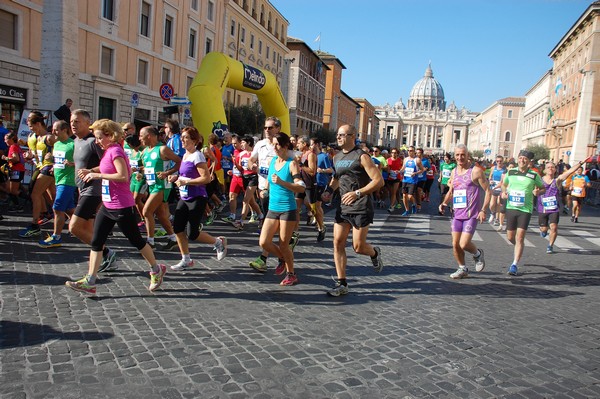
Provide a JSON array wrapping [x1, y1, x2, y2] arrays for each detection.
[[314, 34, 321, 42], [555, 77, 563, 95], [547, 107, 554, 122]]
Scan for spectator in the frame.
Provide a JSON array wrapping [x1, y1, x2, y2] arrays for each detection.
[[54, 99, 73, 122]]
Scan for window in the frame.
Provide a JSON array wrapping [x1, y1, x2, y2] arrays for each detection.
[[191, 0, 198, 11], [205, 37, 213, 54], [98, 97, 116, 120], [162, 68, 171, 84], [508, 109, 513, 118], [207, 1, 214, 22], [0, 10, 17, 50], [230, 19, 235, 36], [102, 0, 115, 21], [250, 34, 254, 49], [504, 131, 511, 142], [266, 46, 270, 60], [138, 59, 148, 85], [164, 15, 173, 47], [240, 27, 245, 43], [101, 46, 114, 76], [187, 76, 194, 91], [140, 2, 150, 37], [189, 29, 196, 58], [258, 40, 262, 54]]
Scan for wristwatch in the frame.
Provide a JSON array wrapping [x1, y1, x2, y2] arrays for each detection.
[[355, 190, 362, 199]]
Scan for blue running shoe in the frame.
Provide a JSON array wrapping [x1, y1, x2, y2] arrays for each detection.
[[508, 264, 518, 276], [38, 234, 62, 248], [546, 245, 554, 254], [540, 231, 548, 238], [401, 211, 409, 216]]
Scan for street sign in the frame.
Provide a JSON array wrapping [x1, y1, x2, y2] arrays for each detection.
[[170, 96, 192, 105], [567, 150, 572, 156], [131, 92, 139, 107], [184, 108, 191, 117], [159, 83, 174, 101], [484, 148, 492, 156]]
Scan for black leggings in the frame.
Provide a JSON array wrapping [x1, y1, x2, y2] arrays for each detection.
[[91, 205, 147, 251], [173, 196, 207, 241]]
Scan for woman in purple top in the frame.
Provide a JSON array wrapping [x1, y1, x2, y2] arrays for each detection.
[[66, 119, 166, 295], [538, 158, 589, 254], [168, 127, 227, 271]]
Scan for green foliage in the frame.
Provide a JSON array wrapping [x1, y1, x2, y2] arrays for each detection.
[[225, 102, 265, 136], [311, 128, 337, 146], [525, 144, 550, 161], [471, 150, 484, 159]]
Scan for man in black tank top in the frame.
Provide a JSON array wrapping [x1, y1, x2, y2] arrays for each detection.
[[321, 125, 384, 297]]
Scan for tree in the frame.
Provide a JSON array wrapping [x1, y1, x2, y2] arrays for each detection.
[[471, 150, 484, 159], [526, 143, 550, 161], [310, 128, 337, 147], [226, 102, 265, 137]]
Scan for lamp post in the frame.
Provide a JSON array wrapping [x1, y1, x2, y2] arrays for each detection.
[[355, 105, 361, 131]]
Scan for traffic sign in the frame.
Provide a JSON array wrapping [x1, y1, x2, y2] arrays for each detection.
[[566, 150, 572, 156], [131, 92, 139, 107], [170, 96, 192, 105], [184, 108, 191, 117], [484, 148, 492, 155], [159, 83, 174, 101]]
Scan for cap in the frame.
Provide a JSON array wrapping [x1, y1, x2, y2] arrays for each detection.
[[518, 149, 534, 160]]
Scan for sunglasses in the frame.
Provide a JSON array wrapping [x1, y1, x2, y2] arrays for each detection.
[[264, 126, 275, 130]]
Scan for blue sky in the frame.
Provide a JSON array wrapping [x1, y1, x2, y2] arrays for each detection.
[[270, 0, 590, 112]]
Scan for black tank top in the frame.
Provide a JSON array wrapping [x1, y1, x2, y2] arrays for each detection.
[[334, 146, 372, 214]]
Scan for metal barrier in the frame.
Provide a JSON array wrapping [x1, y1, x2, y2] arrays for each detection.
[[586, 181, 600, 206]]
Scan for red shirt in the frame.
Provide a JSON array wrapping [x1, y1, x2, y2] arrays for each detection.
[[8, 144, 25, 172]]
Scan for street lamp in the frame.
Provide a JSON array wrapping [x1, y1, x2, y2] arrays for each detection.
[[355, 105, 360, 129]]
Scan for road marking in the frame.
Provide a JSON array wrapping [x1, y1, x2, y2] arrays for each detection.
[[570, 230, 600, 248], [403, 214, 430, 235], [472, 231, 482, 241], [497, 231, 535, 247], [552, 235, 587, 252]]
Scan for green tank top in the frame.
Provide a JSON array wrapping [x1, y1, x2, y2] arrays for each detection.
[[53, 138, 76, 186], [142, 144, 165, 190]]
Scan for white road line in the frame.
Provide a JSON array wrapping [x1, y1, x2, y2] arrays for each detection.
[[403, 215, 430, 235], [472, 231, 483, 241], [497, 230, 535, 247], [570, 230, 600, 247], [552, 235, 587, 252]]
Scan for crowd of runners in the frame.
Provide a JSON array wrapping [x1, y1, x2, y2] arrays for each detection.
[[0, 108, 598, 296]]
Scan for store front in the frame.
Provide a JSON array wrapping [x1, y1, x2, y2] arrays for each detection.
[[0, 84, 27, 130]]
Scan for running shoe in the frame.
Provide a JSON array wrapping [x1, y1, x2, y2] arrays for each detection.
[[214, 237, 227, 261], [65, 276, 97, 295], [275, 259, 286, 275], [205, 209, 216, 225], [473, 249, 485, 272], [493, 219, 500, 226], [507, 264, 518, 276], [317, 226, 327, 242], [98, 249, 118, 273], [215, 201, 227, 213], [411, 205, 417, 214], [170, 259, 194, 271], [371, 246, 384, 273], [232, 220, 244, 230], [563, 207, 569, 215], [308, 216, 317, 226], [154, 228, 167, 237], [149, 264, 167, 291], [160, 239, 178, 251], [387, 206, 395, 213], [37, 213, 53, 226], [19, 225, 41, 238], [289, 231, 300, 251], [280, 273, 298, 286], [395, 203, 402, 209], [249, 256, 267, 272], [450, 267, 468, 279], [38, 234, 62, 248], [248, 214, 259, 224], [540, 231, 548, 238], [401, 211, 409, 217], [488, 214, 494, 224], [138, 221, 146, 232], [221, 215, 236, 224], [574, 217, 579, 223], [546, 245, 554, 254], [571, 215, 575, 222], [327, 281, 349, 297]]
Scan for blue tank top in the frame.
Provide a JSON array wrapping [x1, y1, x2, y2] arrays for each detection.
[[418, 158, 430, 182], [267, 156, 297, 212], [403, 158, 418, 184]]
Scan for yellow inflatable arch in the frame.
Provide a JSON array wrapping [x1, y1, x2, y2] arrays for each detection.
[[188, 52, 290, 142]]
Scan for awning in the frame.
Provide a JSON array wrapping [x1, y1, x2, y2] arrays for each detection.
[[134, 118, 158, 128]]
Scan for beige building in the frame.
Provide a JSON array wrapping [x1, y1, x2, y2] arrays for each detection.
[[0, 0, 287, 134], [467, 97, 525, 159], [353, 98, 378, 145], [520, 71, 552, 150], [284, 37, 327, 137], [547, 1, 600, 163], [375, 65, 476, 153]]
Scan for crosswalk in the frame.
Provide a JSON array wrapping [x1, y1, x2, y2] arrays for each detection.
[[370, 212, 600, 253]]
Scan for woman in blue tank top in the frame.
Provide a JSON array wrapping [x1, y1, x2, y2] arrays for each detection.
[[259, 132, 305, 286]]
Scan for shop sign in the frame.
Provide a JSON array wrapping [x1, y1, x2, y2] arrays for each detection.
[[0, 84, 26, 102]]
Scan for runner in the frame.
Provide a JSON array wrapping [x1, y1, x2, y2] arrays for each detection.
[[488, 155, 506, 226], [168, 127, 227, 270], [2, 132, 25, 210], [313, 139, 333, 241], [538, 158, 589, 254], [321, 124, 384, 297], [222, 134, 244, 225], [569, 165, 591, 223], [294, 136, 317, 243], [258, 132, 305, 286], [438, 153, 455, 215], [139, 126, 181, 251], [237, 135, 262, 229], [415, 148, 430, 211], [501, 149, 545, 276], [386, 148, 403, 213], [400, 146, 425, 216], [66, 119, 167, 295], [38, 120, 76, 248], [438, 144, 490, 279]]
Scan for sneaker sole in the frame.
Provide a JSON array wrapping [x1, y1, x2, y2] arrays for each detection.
[[249, 263, 267, 273], [65, 283, 96, 295]]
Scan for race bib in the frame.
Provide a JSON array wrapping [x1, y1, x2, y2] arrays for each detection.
[[221, 158, 232, 169], [405, 167, 415, 175], [542, 195, 558, 212], [10, 170, 20, 180], [53, 150, 65, 169], [164, 180, 172, 189], [442, 169, 451, 178], [573, 187, 583, 196], [390, 171, 397, 180], [508, 190, 525, 207], [259, 166, 269, 176], [178, 177, 190, 197], [36, 150, 44, 162], [144, 166, 156, 185], [453, 189, 467, 209], [101, 179, 111, 202]]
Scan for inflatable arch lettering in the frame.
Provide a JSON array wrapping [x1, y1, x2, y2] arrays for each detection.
[[187, 52, 290, 142]]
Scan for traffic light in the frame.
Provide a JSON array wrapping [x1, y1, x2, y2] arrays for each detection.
[[163, 105, 178, 115]]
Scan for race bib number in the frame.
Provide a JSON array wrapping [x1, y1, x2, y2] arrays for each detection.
[[129, 159, 138, 169], [221, 158, 232, 169], [164, 180, 172, 189], [573, 187, 583, 196], [53, 150, 66, 169], [259, 166, 269, 176], [389, 171, 397, 180], [542, 195, 558, 212], [508, 190, 525, 207], [453, 189, 467, 209], [144, 165, 156, 185], [36, 150, 44, 162], [426, 169, 434, 177], [179, 185, 189, 197], [405, 167, 415, 175], [442, 169, 451, 178], [101, 179, 111, 202], [124, 148, 133, 158], [10, 170, 20, 180]]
